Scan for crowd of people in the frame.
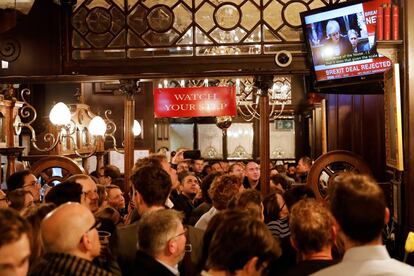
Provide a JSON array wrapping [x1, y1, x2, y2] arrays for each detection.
[[1, 151, 413, 276]]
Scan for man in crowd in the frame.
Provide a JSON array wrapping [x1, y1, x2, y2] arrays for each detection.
[[117, 164, 172, 275], [0, 208, 31, 276], [229, 162, 245, 180], [106, 184, 125, 214], [7, 170, 41, 202], [191, 158, 205, 179], [98, 165, 121, 186], [32, 202, 112, 275], [203, 209, 280, 275], [285, 198, 338, 275], [296, 156, 312, 183], [177, 161, 190, 174], [134, 209, 186, 275], [66, 174, 99, 213], [174, 171, 200, 224], [314, 174, 414, 275], [243, 161, 260, 190]]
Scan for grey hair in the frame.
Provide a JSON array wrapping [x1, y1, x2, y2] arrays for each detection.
[[137, 209, 184, 257], [326, 20, 340, 36]]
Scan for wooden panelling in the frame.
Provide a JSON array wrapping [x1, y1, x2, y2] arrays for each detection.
[[0, 0, 61, 77], [326, 94, 386, 181]]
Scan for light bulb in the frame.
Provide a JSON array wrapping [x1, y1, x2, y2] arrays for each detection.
[[133, 120, 142, 136], [49, 102, 71, 126], [89, 116, 106, 136]]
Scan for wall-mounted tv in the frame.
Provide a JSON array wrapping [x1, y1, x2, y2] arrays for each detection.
[[301, 0, 392, 88]]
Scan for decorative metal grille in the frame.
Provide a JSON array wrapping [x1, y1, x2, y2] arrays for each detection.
[[71, 0, 345, 60]]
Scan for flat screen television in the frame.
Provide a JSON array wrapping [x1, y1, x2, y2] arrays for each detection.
[[300, 0, 392, 91]]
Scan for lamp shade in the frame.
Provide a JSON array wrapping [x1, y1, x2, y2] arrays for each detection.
[[49, 102, 71, 126], [133, 120, 142, 136], [89, 116, 106, 136]]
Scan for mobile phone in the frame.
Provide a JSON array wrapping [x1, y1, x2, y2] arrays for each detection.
[[183, 150, 201, 160]]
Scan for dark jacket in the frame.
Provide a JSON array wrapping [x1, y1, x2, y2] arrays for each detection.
[[133, 250, 176, 276]]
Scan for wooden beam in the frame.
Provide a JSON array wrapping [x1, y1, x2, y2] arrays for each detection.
[[259, 95, 270, 195]]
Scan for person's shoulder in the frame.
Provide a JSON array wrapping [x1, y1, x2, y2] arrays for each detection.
[[388, 258, 414, 273], [310, 262, 343, 276]]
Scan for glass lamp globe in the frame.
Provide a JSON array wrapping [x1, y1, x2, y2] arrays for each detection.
[[49, 102, 71, 126], [89, 116, 106, 136], [133, 120, 142, 136]]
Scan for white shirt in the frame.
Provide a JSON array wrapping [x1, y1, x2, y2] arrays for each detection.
[[195, 207, 218, 231], [312, 245, 414, 276]]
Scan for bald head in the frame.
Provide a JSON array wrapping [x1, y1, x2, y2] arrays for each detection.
[[41, 202, 100, 260]]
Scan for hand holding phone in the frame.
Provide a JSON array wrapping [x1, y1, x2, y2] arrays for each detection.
[[183, 150, 201, 160]]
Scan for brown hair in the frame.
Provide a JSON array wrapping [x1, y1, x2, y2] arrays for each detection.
[[130, 165, 172, 206], [209, 174, 241, 210], [206, 209, 281, 273], [22, 203, 56, 267], [330, 173, 386, 243], [234, 189, 263, 219], [289, 198, 334, 254], [7, 188, 32, 211], [0, 208, 31, 248]]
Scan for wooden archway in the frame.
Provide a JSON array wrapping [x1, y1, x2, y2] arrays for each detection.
[[306, 150, 372, 201], [30, 156, 85, 185]]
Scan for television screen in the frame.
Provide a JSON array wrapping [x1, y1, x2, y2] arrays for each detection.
[[301, 0, 392, 84]]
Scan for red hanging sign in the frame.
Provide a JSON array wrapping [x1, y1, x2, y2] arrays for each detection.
[[154, 86, 237, 118]]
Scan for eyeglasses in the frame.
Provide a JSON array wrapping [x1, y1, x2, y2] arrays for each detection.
[[80, 219, 101, 243], [23, 181, 40, 189], [88, 219, 102, 232], [171, 226, 188, 240], [82, 190, 98, 198]]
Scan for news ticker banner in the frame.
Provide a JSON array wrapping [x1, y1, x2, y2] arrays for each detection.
[[154, 86, 237, 118], [315, 56, 391, 80]]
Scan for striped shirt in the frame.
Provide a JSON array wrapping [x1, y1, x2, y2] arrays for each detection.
[[267, 217, 290, 239], [30, 252, 113, 276]]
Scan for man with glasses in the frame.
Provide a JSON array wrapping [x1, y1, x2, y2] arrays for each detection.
[[66, 174, 99, 213], [31, 202, 113, 275], [7, 170, 41, 202], [134, 209, 187, 275]]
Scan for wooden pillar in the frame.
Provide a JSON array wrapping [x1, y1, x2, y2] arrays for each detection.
[[259, 93, 270, 196], [403, 0, 414, 260], [119, 79, 140, 193], [124, 95, 135, 193]]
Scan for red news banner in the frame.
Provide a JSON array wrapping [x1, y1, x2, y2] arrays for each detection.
[[154, 86, 237, 118], [316, 57, 391, 80]]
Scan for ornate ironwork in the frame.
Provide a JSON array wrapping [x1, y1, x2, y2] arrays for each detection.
[[70, 0, 346, 60], [0, 38, 20, 62]]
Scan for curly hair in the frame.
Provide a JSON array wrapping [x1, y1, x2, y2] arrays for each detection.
[[209, 174, 241, 210]]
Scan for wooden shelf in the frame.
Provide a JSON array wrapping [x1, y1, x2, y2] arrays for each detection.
[[377, 40, 403, 46]]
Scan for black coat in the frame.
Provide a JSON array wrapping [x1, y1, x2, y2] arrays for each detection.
[[133, 250, 176, 276]]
